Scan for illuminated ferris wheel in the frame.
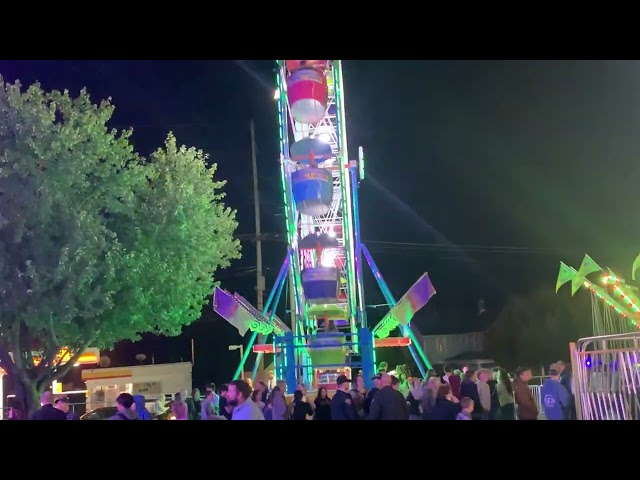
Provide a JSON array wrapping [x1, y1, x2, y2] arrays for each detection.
[[214, 60, 436, 392]]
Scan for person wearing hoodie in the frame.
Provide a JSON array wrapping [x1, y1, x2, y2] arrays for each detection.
[[541, 363, 571, 420], [132, 394, 153, 420], [109, 393, 140, 420]]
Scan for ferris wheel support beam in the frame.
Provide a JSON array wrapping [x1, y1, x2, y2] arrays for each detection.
[[361, 244, 432, 376], [350, 163, 367, 329], [334, 60, 359, 338], [232, 251, 291, 380], [250, 263, 289, 382]]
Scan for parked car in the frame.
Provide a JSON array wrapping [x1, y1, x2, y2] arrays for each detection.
[[80, 406, 175, 420], [80, 407, 117, 420]]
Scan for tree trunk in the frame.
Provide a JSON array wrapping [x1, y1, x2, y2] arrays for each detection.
[[15, 376, 41, 419]]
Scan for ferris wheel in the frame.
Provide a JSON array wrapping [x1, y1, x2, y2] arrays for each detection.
[[213, 60, 436, 392]]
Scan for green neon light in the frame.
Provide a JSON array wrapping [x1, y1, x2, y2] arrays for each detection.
[[334, 60, 359, 346], [276, 62, 309, 338]]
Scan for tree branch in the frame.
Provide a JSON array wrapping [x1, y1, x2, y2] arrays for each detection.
[[37, 339, 93, 389], [22, 324, 35, 370], [48, 313, 60, 347], [35, 314, 63, 377], [12, 325, 22, 371]]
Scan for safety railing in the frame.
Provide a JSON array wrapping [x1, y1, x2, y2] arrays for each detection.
[[572, 332, 640, 420]]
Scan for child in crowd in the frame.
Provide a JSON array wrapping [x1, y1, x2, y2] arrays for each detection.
[[456, 397, 474, 420]]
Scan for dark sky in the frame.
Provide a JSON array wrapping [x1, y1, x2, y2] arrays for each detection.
[[2, 60, 638, 385]]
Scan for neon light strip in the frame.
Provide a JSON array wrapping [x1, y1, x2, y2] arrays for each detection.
[[581, 279, 639, 328], [334, 60, 358, 339]]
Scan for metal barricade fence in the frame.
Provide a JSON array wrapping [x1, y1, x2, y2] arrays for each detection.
[[571, 332, 640, 420], [529, 385, 543, 415]]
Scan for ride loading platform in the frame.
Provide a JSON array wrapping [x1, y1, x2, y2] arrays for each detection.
[[252, 333, 411, 392]]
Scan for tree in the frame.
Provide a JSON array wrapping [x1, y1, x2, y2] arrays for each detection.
[[0, 78, 241, 415], [485, 288, 591, 369]]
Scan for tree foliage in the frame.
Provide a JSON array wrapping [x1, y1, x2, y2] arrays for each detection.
[[0, 77, 240, 412], [485, 288, 592, 369]]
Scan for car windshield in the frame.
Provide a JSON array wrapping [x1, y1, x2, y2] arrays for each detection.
[[81, 407, 118, 420]]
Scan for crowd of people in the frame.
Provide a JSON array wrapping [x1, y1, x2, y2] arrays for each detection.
[[156, 359, 575, 421], [18, 359, 575, 420]]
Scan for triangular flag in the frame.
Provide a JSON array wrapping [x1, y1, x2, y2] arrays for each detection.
[[632, 253, 640, 280], [556, 262, 576, 293], [577, 254, 602, 278], [571, 274, 585, 296]]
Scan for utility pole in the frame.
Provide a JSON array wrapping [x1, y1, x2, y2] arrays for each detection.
[[251, 120, 266, 374]]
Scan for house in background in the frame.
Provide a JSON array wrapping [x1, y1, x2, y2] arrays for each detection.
[[410, 303, 496, 365]]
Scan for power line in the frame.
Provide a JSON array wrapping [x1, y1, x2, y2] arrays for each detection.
[[233, 233, 597, 257], [110, 121, 222, 130]]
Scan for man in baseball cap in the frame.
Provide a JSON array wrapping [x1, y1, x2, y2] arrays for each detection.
[[330, 374, 357, 420], [541, 363, 571, 420], [363, 373, 383, 416]]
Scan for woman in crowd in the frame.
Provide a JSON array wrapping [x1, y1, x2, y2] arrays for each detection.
[[420, 376, 441, 420], [430, 383, 460, 420], [496, 368, 515, 420], [397, 365, 412, 397], [291, 390, 313, 420], [251, 389, 266, 411], [269, 386, 289, 420], [314, 387, 332, 420]]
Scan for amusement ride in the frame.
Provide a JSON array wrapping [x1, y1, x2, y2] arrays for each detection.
[[213, 60, 437, 393], [557, 253, 640, 420]]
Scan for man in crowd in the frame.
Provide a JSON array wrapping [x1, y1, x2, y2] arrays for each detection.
[[363, 373, 382, 416], [109, 392, 140, 420], [54, 396, 80, 420], [557, 360, 576, 419], [541, 363, 571, 420], [331, 374, 357, 420], [186, 388, 201, 420], [513, 367, 538, 420], [267, 370, 277, 391], [201, 388, 216, 419], [228, 379, 265, 420], [218, 384, 233, 419], [31, 391, 67, 420], [368, 373, 409, 420]]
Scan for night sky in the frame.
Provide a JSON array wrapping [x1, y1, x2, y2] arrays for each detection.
[[2, 60, 638, 386]]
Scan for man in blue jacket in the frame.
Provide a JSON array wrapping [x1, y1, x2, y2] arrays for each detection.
[[541, 363, 571, 420]]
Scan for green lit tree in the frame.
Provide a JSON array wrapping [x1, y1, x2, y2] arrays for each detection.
[[485, 288, 591, 370], [0, 78, 241, 415]]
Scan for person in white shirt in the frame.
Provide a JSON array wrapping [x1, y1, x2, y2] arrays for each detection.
[[476, 369, 492, 420]]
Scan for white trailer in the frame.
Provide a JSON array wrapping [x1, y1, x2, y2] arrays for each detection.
[[82, 362, 192, 411]]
